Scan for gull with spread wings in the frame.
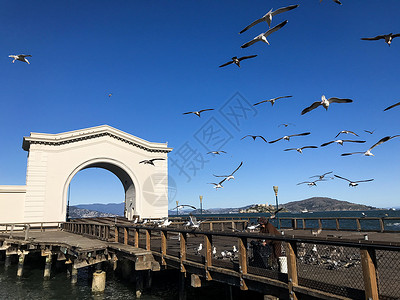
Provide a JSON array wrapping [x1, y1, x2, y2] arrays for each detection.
[[241, 135, 268, 143], [384, 101, 400, 111], [341, 135, 400, 156], [284, 146, 318, 154], [214, 162, 243, 181], [335, 130, 358, 138], [183, 109, 214, 117], [241, 20, 288, 48], [139, 158, 165, 165], [253, 95, 292, 107], [269, 132, 310, 144], [219, 55, 257, 68], [239, 4, 299, 33], [321, 140, 366, 147], [334, 175, 374, 187], [9, 54, 32, 64], [361, 33, 400, 46], [301, 95, 353, 115], [310, 171, 333, 180]]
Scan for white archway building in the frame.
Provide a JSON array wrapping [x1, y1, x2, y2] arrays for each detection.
[[0, 125, 172, 223]]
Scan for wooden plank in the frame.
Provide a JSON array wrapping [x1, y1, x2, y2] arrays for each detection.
[[204, 234, 212, 280], [356, 219, 361, 231], [335, 219, 340, 231], [134, 229, 139, 248], [124, 227, 128, 245], [146, 229, 151, 251], [180, 232, 187, 273], [286, 241, 298, 300], [379, 218, 384, 232], [238, 236, 248, 290], [360, 248, 379, 300], [161, 230, 167, 265]]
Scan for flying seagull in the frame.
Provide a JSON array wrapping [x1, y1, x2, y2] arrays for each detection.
[[341, 136, 398, 156], [207, 151, 227, 155], [321, 140, 366, 147], [219, 55, 257, 68], [297, 179, 323, 187], [239, 5, 299, 34], [139, 158, 165, 165], [269, 132, 311, 144], [364, 130, 375, 135], [335, 130, 358, 138], [108, 93, 112, 97], [320, 0, 342, 5], [301, 95, 353, 115], [171, 204, 197, 210], [213, 161, 243, 181], [241, 20, 288, 48], [208, 178, 227, 190], [183, 109, 214, 117], [310, 171, 333, 180], [241, 135, 268, 143], [361, 33, 400, 46], [253, 95, 292, 107], [334, 175, 374, 187], [283, 146, 318, 154], [9, 54, 32, 64], [278, 123, 295, 128], [384, 101, 400, 111]]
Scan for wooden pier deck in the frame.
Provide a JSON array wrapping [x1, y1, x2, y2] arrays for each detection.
[[1, 217, 400, 300]]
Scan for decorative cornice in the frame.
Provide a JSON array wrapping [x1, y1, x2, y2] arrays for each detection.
[[22, 125, 173, 153]]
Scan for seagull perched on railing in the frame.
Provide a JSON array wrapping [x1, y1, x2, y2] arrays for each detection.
[[241, 20, 288, 48], [269, 132, 310, 144], [361, 33, 400, 46], [253, 95, 293, 107], [139, 158, 165, 165], [334, 175, 374, 187], [301, 95, 353, 115], [158, 218, 172, 227], [239, 5, 298, 33], [320, 140, 366, 147], [341, 135, 399, 156], [219, 55, 257, 68], [384, 101, 400, 111], [241, 135, 268, 143], [310, 171, 333, 180], [335, 130, 358, 138], [213, 161, 243, 181], [283, 146, 318, 154], [9, 54, 32, 64], [183, 109, 214, 117]]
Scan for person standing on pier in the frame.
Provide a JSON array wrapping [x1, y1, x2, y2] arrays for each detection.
[[258, 216, 282, 269]]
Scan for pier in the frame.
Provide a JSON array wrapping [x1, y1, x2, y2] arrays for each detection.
[[1, 216, 400, 300]]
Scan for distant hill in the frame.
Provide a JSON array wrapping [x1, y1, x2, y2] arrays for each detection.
[[75, 203, 124, 216], [282, 197, 377, 212], [69, 206, 117, 218]]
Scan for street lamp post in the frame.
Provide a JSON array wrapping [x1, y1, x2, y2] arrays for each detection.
[[273, 186, 280, 229], [176, 201, 179, 216], [199, 196, 203, 215]]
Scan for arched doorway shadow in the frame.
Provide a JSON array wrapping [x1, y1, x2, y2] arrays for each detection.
[[62, 158, 140, 220]]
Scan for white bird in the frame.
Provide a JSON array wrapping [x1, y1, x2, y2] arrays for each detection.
[[195, 243, 203, 255], [310, 171, 333, 180], [241, 135, 268, 143], [335, 130, 358, 138], [246, 223, 260, 231], [219, 55, 257, 68], [269, 132, 310, 144], [253, 95, 293, 107], [297, 179, 323, 187], [171, 204, 197, 211], [320, 140, 366, 147], [384, 101, 400, 111], [284, 146, 318, 154], [334, 175, 374, 187], [213, 161, 243, 181], [341, 135, 399, 156], [241, 20, 288, 48], [361, 33, 400, 46], [158, 218, 172, 227], [139, 158, 165, 165], [207, 151, 227, 155], [9, 54, 32, 64], [183, 109, 214, 117], [208, 178, 227, 190], [188, 214, 202, 228], [212, 247, 217, 256], [239, 5, 299, 33], [232, 245, 238, 253], [301, 95, 353, 115]]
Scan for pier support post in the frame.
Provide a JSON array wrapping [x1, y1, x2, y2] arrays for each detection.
[[17, 252, 26, 277], [135, 271, 144, 298], [178, 271, 187, 300], [360, 248, 379, 300], [4, 254, 12, 269], [92, 270, 106, 293], [44, 254, 52, 279], [71, 265, 78, 284], [145, 269, 152, 289]]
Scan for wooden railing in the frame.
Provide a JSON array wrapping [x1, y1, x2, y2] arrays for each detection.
[[62, 221, 400, 300], [0, 222, 62, 240]]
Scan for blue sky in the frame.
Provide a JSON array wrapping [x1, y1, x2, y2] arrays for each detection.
[[1, 0, 399, 210]]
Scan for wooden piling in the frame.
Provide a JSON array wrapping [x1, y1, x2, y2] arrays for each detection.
[[71, 265, 78, 284], [92, 270, 106, 293], [286, 241, 298, 300], [44, 254, 52, 279], [4, 254, 12, 269], [238, 237, 248, 290], [179, 232, 187, 273], [17, 252, 25, 277], [178, 271, 187, 300], [360, 248, 379, 300], [135, 271, 144, 298]]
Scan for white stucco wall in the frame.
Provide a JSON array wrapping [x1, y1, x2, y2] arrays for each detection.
[[0, 186, 26, 223]]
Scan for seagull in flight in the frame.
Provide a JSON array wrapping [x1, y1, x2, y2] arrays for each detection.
[[334, 175, 374, 187], [183, 109, 214, 117], [384, 101, 400, 111], [269, 132, 310, 144], [253, 95, 292, 107], [320, 0, 342, 5], [341, 135, 399, 156], [239, 5, 299, 33], [310, 171, 333, 180], [213, 162, 243, 181], [284, 146, 318, 154], [241, 135, 268, 143], [278, 123, 295, 128], [207, 151, 227, 155], [219, 55, 257, 68], [208, 178, 227, 190], [321, 140, 366, 147], [9, 54, 32, 64], [241, 20, 288, 48], [297, 179, 323, 187], [364, 130, 375, 135], [139, 158, 165, 165], [171, 204, 197, 210], [335, 130, 358, 138], [361, 33, 400, 46], [301, 95, 353, 115]]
